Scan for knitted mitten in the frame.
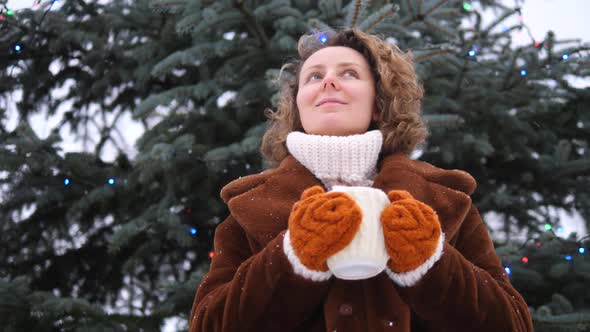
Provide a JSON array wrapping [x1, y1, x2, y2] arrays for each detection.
[[285, 186, 362, 277], [380, 190, 444, 287]]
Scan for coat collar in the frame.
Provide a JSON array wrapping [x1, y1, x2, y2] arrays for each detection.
[[222, 154, 476, 249]]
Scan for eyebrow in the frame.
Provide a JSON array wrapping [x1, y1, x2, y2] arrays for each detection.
[[302, 62, 365, 73]]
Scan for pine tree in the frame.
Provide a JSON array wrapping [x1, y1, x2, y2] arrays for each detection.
[[1, 0, 589, 331]]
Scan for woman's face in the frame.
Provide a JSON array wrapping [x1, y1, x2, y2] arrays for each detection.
[[296, 46, 378, 136]]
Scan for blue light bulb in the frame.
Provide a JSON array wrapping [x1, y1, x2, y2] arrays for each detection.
[[468, 50, 476, 57], [190, 227, 197, 235], [504, 267, 511, 275], [319, 33, 328, 44], [64, 178, 70, 186], [520, 69, 527, 76], [108, 177, 115, 185], [562, 54, 569, 60], [565, 255, 572, 261], [578, 247, 585, 254]]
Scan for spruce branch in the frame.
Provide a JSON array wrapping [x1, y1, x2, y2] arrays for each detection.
[[481, 8, 519, 37], [308, 18, 332, 33], [94, 108, 127, 157], [502, 48, 523, 90], [405, 0, 415, 18], [422, 19, 456, 38], [422, 0, 448, 17], [452, 58, 469, 98], [424, 114, 464, 127], [234, 1, 269, 50], [359, 4, 400, 33], [414, 47, 453, 63], [402, 0, 449, 28], [350, 0, 362, 28]]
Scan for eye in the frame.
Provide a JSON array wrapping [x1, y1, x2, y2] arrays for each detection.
[[308, 72, 322, 82], [342, 69, 358, 78]]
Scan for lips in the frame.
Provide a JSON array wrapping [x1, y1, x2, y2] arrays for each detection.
[[316, 98, 347, 106]]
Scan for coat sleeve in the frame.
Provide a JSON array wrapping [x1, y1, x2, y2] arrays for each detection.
[[188, 216, 332, 332], [395, 204, 534, 332]]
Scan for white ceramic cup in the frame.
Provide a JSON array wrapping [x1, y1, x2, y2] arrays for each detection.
[[326, 186, 391, 280]]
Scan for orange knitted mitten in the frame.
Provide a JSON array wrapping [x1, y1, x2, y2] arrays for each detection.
[[288, 186, 363, 272], [380, 190, 442, 273]]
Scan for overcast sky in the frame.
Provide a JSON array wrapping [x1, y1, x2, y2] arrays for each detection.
[[513, 0, 590, 43]]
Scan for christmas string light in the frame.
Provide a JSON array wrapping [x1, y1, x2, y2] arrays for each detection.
[[460, 4, 579, 85], [107, 177, 115, 185], [64, 178, 70, 186], [190, 227, 198, 235], [516, 228, 589, 265], [467, 4, 535, 51], [3, 0, 59, 57], [506, 230, 589, 275], [209, 251, 215, 259]]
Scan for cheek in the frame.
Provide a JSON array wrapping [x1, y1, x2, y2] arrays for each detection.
[[295, 89, 309, 127], [295, 90, 303, 111], [351, 85, 376, 110], [296, 86, 314, 109], [296, 87, 314, 119]]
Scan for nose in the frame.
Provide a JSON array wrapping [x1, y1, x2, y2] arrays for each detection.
[[322, 76, 341, 91]]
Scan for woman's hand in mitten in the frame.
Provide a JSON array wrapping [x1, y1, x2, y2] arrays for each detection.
[[287, 185, 362, 273], [380, 190, 444, 285]]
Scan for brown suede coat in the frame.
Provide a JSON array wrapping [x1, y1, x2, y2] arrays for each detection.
[[189, 153, 533, 332]]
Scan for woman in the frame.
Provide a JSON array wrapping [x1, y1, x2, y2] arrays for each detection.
[[189, 29, 533, 332]]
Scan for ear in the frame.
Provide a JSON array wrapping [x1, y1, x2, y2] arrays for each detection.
[[387, 190, 414, 202], [301, 185, 326, 199]]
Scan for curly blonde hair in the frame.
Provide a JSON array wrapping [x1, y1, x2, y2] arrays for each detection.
[[261, 29, 427, 165]]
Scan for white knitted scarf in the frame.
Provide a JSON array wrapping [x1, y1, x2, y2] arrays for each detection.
[[286, 130, 383, 190]]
